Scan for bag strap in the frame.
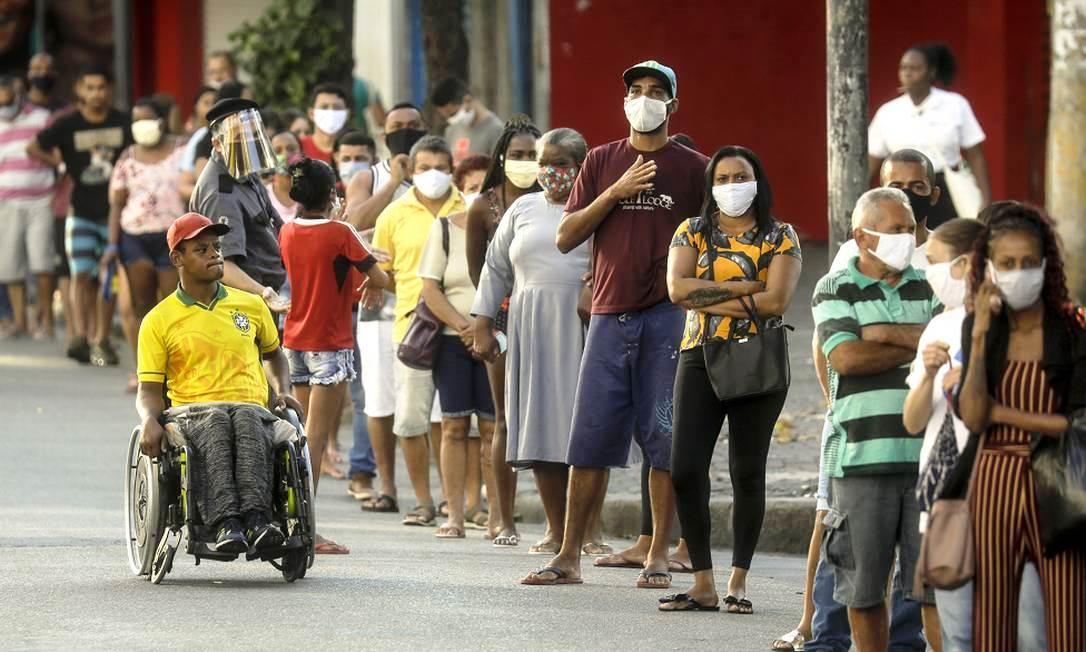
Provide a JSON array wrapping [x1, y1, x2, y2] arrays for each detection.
[[963, 432, 986, 501], [437, 216, 450, 291], [700, 219, 768, 343]]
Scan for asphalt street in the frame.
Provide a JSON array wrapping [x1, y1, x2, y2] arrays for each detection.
[[0, 335, 806, 651]]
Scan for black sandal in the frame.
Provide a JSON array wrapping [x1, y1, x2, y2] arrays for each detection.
[[658, 593, 720, 612], [361, 494, 398, 513], [723, 595, 753, 614]]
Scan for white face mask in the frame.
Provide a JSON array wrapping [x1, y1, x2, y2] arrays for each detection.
[[504, 159, 539, 189], [462, 191, 480, 207], [925, 256, 968, 309], [313, 108, 349, 135], [712, 181, 757, 218], [131, 119, 162, 146], [447, 105, 475, 127], [623, 96, 670, 133], [862, 229, 916, 272], [338, 160, 371, 183], [413, 169, 453, 200], [988, 260, 1046, 311]]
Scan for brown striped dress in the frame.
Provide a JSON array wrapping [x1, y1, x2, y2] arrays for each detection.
[[971, 359, 1086, 651]]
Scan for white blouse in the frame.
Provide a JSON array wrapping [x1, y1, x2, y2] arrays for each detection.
[[868, 88, 985, 172]]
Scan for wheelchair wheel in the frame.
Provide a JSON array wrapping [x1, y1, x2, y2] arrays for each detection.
[[281, 548, 307, 583], [298, 440, 317, 569], [125, 427, 166, 577]]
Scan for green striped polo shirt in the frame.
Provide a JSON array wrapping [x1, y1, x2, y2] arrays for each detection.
[[812, 257, 939, 477]]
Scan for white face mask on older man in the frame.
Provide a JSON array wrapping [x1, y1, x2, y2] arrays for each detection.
[[862, 229, 916, 272]]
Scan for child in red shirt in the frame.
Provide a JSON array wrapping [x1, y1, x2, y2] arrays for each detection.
[[279, 157, 387, 554]]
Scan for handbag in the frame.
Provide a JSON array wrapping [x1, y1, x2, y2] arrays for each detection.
[[926, 136, 982, 218], [396, 218, 449, 371], [699, 225, 791, 401], [1031, 409, 1086, 556], [915, 432, 983, 592]]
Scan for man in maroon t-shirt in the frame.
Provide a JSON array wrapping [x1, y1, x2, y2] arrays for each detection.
[[522, 61, 708, 588]]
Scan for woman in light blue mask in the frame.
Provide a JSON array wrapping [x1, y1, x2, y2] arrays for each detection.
[[956, 203, 1086, 650]]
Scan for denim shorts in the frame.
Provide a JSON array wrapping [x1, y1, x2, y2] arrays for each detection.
[[286, 348, 356, 386], [433, 334, 494, 420], [824, 473, 923, 608], [566, 301, 683, 471], [120, 230, 172, 270]]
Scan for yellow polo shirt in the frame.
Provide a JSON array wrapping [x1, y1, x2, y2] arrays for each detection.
[[372, 186, 466, 342], [137, 283, 279, 407]]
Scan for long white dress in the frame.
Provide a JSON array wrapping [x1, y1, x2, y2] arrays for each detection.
[[472, 192, 591, 467]]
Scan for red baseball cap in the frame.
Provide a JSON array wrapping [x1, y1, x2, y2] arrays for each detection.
[[167, 212, 231, 251]]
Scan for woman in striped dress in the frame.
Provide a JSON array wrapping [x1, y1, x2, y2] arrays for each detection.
[[956, 203, 1086, 651]]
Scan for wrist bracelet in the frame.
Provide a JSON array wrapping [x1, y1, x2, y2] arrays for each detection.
[[105, 243, 119, 254]]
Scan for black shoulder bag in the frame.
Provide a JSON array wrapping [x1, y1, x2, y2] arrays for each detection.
[[397, 218, 450, 370], [700, 225, 792, 401]]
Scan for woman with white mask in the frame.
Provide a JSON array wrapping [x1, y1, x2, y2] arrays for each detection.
[[903, 209, 1050, 652], [462, 115, 541, 545], [101, 97, 185, 389], [956, 203, 1086, 651], [663, 146, 802, 613]]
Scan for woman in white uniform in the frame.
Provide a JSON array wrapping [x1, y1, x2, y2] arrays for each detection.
[[868, 42, 991, 227]]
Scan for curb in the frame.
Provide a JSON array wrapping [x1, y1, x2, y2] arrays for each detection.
[[516, 496, 816, 556]]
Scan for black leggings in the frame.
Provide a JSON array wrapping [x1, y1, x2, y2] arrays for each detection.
[[670, 349, 787, 571]]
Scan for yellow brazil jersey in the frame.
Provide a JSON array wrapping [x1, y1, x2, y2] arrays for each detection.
[[670, 217, 802, 350], [372, 186, 465, 343], [137, 284, 279, 407]]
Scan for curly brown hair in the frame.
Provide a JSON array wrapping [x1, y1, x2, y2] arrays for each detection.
[[969, 202, 1076, 326]]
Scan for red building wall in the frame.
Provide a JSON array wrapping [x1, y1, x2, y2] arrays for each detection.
[[131, 0, 204, 120], [549, 0, 1049, 240]]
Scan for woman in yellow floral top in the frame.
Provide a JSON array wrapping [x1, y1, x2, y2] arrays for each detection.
[[660, 146, 802, 614]]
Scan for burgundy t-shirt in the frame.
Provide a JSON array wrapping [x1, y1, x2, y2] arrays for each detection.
[[565, 139, 708, 314]]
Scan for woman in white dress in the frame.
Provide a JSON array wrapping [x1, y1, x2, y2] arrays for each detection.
[[472, 128, 591, 553], [868, 42, 991, 226]]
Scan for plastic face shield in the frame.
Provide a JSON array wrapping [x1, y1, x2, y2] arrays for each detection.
[[211, 108, 276, 179]]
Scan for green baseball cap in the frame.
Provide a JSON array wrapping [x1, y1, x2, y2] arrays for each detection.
[[622, 60, 677, 98]]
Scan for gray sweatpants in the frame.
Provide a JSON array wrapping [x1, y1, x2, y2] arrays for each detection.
[[166, 403, 277, 529]]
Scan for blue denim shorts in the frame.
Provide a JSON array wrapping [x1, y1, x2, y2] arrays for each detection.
[[120, 230, 172, 269], [286, 348, 356, 386], [566, 301, 683, 471]]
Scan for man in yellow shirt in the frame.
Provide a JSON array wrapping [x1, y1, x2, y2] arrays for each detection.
[[136, 213, 302, 553], [366, 135, 465, 526]]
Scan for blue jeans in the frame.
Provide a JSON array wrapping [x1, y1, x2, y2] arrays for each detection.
[[807, 551, 925, 652], [0, 284, 11, 320], [347, 316, 375, 477], [935, 562, 1048, 652]]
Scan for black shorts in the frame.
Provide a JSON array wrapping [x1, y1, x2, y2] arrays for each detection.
[[432, 335, 494, 420]]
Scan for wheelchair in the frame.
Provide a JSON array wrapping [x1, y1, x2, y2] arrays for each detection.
[[124, 407, 316, 585]]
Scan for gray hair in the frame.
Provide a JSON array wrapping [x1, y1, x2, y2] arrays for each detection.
[[409, 135, 452, 167], [879, 148, 936, 187], [537, 128, 588, 166], [851, 187, 913, 230]]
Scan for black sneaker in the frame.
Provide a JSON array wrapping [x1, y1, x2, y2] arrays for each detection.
[[245, 512, 285, 550], [213, 518, 248, 553], [66, 336, 90, 364], [89, 338, 119, 366]]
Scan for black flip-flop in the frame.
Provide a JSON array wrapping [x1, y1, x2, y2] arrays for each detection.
[[521, 566, 583, 585], [361, 494, 398, 513], [723, 595, 753, 614], [658, 593, 720, 612]]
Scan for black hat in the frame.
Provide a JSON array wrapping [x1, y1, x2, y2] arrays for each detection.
[[206, 98, 260, 127]]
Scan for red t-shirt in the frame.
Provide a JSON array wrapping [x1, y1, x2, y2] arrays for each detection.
[[300, 135, 334, 164], [565, 139, 709, 314], [280, 218, 375, 351]]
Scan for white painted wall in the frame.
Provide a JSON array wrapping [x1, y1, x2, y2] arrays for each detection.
[[353, 0, 410, 109]]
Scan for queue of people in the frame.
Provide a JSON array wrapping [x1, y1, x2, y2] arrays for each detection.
[[4, 43, 1082, 651]]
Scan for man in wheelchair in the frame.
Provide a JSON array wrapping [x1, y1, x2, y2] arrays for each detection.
[[135, 212, 305, 554]]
